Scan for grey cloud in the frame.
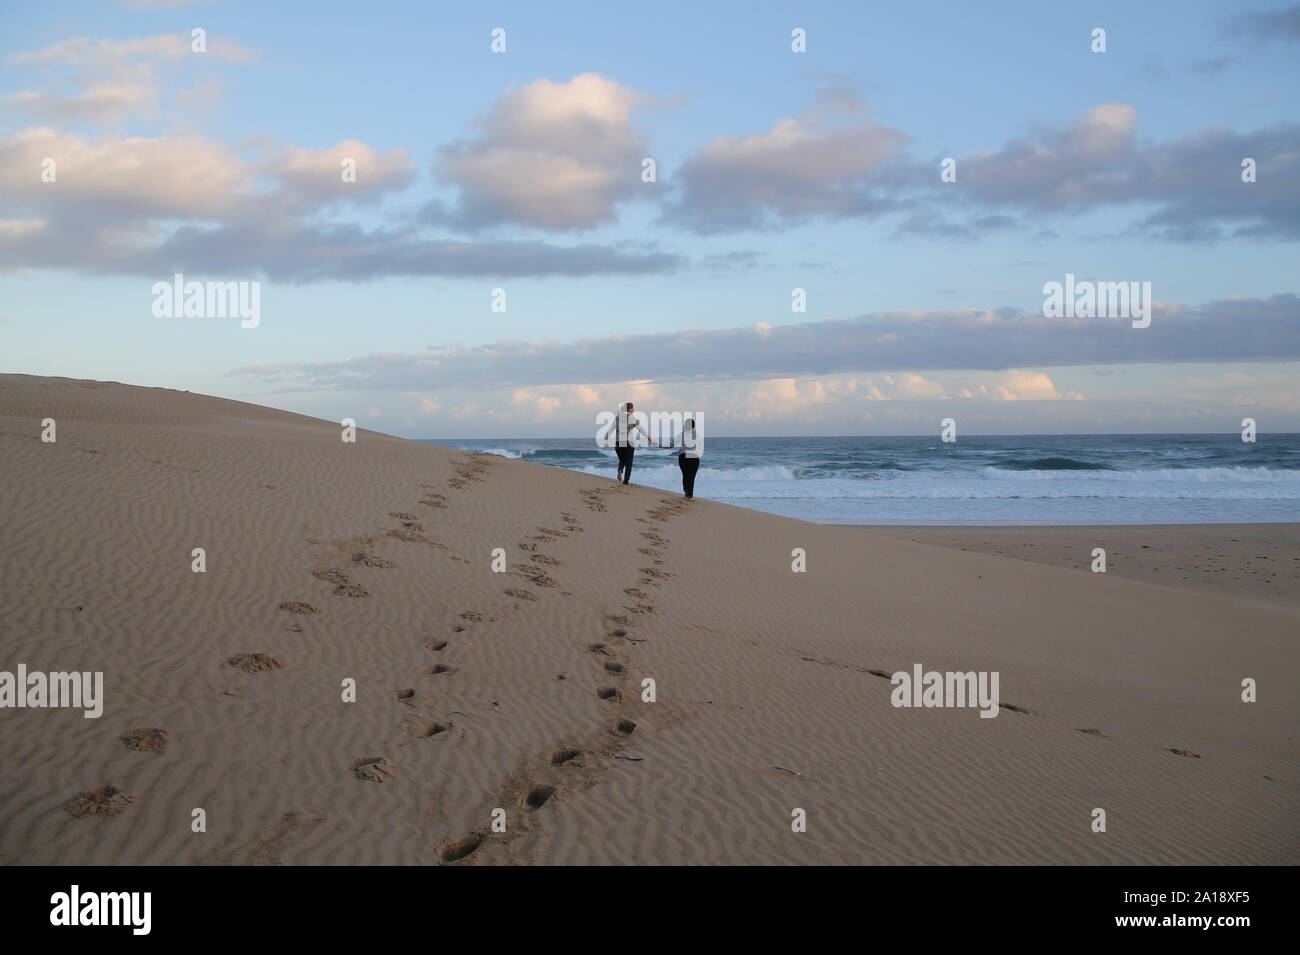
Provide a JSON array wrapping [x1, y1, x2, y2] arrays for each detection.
[[0, 217, 686, 282], [1226, 5, 1300, 40], [952, 108, 1300, 241], [660, 91, 913, 234], [659, 96, 1300, 243], [231, 294, 1300, 390]]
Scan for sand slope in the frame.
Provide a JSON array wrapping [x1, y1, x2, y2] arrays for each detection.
[[1, 375, 1296, 865]]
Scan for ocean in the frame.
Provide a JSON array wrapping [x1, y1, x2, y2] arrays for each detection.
[[425, 434, 1300, 525]]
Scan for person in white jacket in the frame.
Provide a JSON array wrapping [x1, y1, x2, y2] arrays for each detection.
[[661, 417, 702, 498], [613, 402, 652, 485]]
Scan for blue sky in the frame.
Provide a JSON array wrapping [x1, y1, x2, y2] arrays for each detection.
[[1, 0, 1297, 435]]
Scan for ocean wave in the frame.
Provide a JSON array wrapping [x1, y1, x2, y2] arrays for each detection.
[[992, 457, 1112, 471], [980, 465, 1300, 482], [473, 447, 527, 459]]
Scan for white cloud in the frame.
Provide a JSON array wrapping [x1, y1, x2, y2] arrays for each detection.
[[433, 73, 653, 230], [261, 139, 418, 204], [0, 127, 252, 219]]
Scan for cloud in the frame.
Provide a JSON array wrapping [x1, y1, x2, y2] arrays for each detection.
[[5, 32, 256, 127], [957, 103, 1140, 206], [950, 104, 1300, 241], [260, 140, 418, 205], [12, 34, 256, 68], [430, 74, 653, 231], [230, 293, 1300, 390], [662, 89, 909, 233], [0, 215, 685, 282], [1226, 5, 1300, 40], [0, 125, 678, 280], [0, 127, 252, 219], [1, 81, 158, 125]]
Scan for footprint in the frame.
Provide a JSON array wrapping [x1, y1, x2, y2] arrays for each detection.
[[597, 687, 620, 701], [311, 568, 350, 586], [503, 588, 538, 601], [428, 640, 449, 652], [120, 728, 171, 754], [65, 784, 133, 819], [460, 612, 496, 623], [1169, 748, 1202, 759], [550, 747, 583, 765], [613, 719, 637, 736], [393, 689, 416, 703], [386, 528, 427, 543], [389, 511, 421, 521], [439, 833, 484, 864], [352, 552, 396, 568], [587, 643, 610, 654], [999, 703, 1030, 714], [278, 601, 318, 615], [867, 669, 892, 680], [623, 587, 650, 600], [607, 629, 628, 638], [228, 653, 281, 672], [334, 584, 370, 598], [351, 756, 395, 782], [604, 662, 625, 674], [530, 554, 561, 565], [414, 722, 453, 740], [1076, 728, 1104, 736], [522, 785, 555, 811], [425, 664, 458, 675]]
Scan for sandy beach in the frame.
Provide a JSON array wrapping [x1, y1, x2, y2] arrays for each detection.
[[1, 375, 1296, 866], [863, 525, 1300, 615]]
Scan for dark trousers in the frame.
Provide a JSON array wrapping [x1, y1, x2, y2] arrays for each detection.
[[678, 453, 700, 498], [615, 445, 635, 483]]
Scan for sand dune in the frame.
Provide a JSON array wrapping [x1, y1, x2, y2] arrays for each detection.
[[1, 375, 1295, 865]]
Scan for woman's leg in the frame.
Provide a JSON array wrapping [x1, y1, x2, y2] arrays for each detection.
[[678, 453, 688, 496], [683, 456, 699, 498]]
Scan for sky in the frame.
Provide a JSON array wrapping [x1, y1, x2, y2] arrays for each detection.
[[1, 0, 1298, 437]]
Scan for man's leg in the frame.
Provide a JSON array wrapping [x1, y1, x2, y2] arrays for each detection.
[[623, 448, 634, 484]]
